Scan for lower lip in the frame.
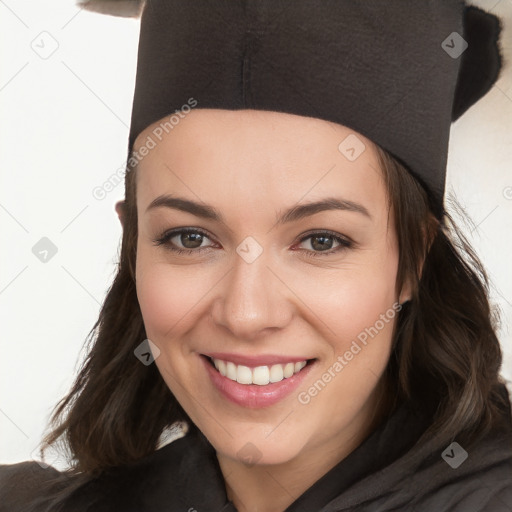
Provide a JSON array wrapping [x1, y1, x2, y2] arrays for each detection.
[[200, 355, 315, 409]]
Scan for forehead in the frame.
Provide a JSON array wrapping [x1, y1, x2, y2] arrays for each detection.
[[133, 109, 386, 216]]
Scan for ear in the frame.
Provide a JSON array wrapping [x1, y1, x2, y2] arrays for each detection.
[[398, 214, 439, 305], [115, 200, 126, 228], [398, 278, 413, 306]]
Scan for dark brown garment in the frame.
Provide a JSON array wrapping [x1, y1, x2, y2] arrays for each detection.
[[1, 383, 511, 511]]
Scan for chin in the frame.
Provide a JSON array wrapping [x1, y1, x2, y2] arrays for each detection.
[[203, 425, 310, 466]]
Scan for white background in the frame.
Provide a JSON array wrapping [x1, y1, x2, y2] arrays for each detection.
[[1, 0, 511, 465]]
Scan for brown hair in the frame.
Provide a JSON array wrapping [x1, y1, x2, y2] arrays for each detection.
[[376, 146, 511, 448], [36, 143, 511, 509]]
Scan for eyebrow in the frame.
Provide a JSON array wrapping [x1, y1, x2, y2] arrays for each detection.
[[145, 194, 372, 225]]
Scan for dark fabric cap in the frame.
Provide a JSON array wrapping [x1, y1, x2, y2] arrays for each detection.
[[105, 0, 503, 219]]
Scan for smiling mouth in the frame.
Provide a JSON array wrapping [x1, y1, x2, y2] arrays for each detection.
[[204, 355, 316, 386]]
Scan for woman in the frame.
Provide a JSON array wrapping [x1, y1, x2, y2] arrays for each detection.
[[1, 1, 511, 511]]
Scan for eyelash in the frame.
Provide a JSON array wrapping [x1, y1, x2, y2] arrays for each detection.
[[152, 228, 353, 258]]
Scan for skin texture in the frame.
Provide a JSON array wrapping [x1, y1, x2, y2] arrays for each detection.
[[116, 109, 412, 512]]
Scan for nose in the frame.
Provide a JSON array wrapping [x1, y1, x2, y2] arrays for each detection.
[[210, 251, 293, 341]]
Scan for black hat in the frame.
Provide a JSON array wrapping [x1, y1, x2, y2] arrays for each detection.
[[81, 0, 504, 219]]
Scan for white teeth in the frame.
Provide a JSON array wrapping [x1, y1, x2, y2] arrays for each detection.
[[236, 365, 253, 385], [210, 357, 309, 385], [269, 364, 284, 383], [217, 359, 227, 377], [283, 362, 295, 378], [295, 361, 306, 372], [226, 361, 237, 380], [253, 366, 270, 385]]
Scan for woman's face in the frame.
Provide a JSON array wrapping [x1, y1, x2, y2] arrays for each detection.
[[133, 109, 407, 467]]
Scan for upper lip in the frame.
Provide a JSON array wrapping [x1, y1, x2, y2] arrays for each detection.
[[202, 352, 313, 367]]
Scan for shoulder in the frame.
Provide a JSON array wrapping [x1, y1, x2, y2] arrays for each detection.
[[0, 460, 66, 512], [0, 426, 200, 512], [408, 455, 512, 512], [403, 424, 512, 512], [63, 430, 230, 511], [0, 423, 190, 512]]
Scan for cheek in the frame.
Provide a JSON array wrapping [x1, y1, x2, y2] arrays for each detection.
[[334, 270, 398, 345], [135, 250, 209, 340], [326, 260, 398, 390], [291, 258, 399, 433], [292, 251, 399, 350], [136, 269, 178, 337]]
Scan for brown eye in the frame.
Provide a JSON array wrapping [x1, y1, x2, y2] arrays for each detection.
[[177, 232, 205, 249], [295, 231, 353, 258], [308, 234, 336, 251], [152, 228, 353, 258], [153, 228, 215, 255]]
